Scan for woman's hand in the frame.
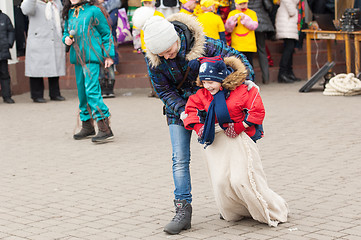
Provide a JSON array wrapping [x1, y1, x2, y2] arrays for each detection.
[[64, 36, 74, 46], [104, 57, 114, 68]]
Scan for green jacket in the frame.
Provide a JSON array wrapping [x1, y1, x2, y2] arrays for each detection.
[[63, 3, 115, 65]]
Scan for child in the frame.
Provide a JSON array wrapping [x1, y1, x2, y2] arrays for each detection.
[[179, 0, 199, 15], [183, 56, 289, 226], [225, 0, 258, 67], [197, 0, 226, 43], [62, 0, 115, 143], [0, 10, 15, 104]]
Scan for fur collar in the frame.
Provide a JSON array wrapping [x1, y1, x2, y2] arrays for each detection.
[[196, 56, 248, 90], [146, 13, 205, 68]]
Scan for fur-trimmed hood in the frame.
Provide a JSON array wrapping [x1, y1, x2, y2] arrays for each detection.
[[145, 13, 206, 68], [196, 56, 248, 90]]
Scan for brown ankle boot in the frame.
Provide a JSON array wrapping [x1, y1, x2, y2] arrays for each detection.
[[91, 118, 114, 143], [73, 119, 96, 140]]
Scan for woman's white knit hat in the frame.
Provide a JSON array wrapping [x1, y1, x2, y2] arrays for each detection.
[[143, 16, 178, 54]]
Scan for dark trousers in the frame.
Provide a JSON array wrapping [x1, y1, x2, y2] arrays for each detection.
[[279, 38, 297, 75], [241, 52, 254, 69], [30, 76, 61, 99], [0, 60, 11, 99], [255, 32, 269, 83]]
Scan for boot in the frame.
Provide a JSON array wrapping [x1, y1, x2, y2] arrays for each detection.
[[278, 72, 294, 83], [91, 117, 114, 143], [104, 79, 115, 98], [164, 199, 192, 235], [73, 119, 96, 140], [3, 97, 15, 104], [287, 71, 301, 82]]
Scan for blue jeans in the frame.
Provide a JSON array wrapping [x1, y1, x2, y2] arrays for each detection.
[[169, 124, 192, 203]]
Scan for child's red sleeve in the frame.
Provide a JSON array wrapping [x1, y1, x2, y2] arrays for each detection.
[[183, 93, 205, 130]]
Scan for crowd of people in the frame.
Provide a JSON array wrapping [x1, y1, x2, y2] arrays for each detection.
[[1, 0, 347, 236], [1, 0, 305, 106]]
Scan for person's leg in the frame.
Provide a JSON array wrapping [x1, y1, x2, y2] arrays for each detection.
[[75, 64, 92, 122], [278, 39, 295, 83], [280, 39, 295, 73], [83, 63, 110, 120], [30, 77, 45, 101], [48, 76, 65, 100], [256, 32, 270, 84], [106, 65, 116, 98], [164, 124, 192, 234], [286, 39, 300, 81], [242, 52, 254, 68], [98, 65, 106, 97], [169, 124, 192, 202], [0, 60, 14, 103], [73, 64, 96, 140], [82, 63, 113, 143]]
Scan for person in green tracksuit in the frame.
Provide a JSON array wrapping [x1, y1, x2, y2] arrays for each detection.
[[62, 0, 115, 143]]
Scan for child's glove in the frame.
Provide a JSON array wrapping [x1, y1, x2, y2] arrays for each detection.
[[244, 80, 260, 91], [223, 122, 246, 138]]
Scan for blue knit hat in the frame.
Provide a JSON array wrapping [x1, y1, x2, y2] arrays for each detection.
[[198, 56, 231, 82]]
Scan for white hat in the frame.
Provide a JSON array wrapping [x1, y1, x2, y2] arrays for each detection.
[[143, 16, 178, 54], [132, 6, 156, 30]]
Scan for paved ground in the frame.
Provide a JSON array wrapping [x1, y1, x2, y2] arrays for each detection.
[[0, 81, 361, 240]]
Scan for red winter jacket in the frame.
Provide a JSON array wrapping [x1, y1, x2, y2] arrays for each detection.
[[183, 56, 265, 139]]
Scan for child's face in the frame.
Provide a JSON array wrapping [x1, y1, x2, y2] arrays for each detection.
[[201, 5, 214, 12], [202, 80, 222, 95], [236, 2, 248, 11], [143, 1, 154, 7], [185, 0, 198, 11]]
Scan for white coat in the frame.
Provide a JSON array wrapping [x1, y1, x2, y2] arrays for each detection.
[[21, 0, 65, 77], [275, 0, 299, 40]]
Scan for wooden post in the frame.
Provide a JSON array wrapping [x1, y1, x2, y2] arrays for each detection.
[[355, 34, 360, 76], [344, 33, 351, 73], [306, 32, 312, 79]]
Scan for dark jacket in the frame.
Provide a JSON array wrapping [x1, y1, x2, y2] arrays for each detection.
[[0, 11, 15, 60], [145, 13, 254, 126], [248, 0, 275, 33]]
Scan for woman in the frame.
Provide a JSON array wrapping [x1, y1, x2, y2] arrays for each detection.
[[248, 0, 275, 84], [21, 0, 66, 103], [133, 12, 255, 234], [275, 0, 300, 83], [62, 0, 115, 143]]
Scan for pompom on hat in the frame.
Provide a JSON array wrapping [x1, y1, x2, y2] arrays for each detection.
[[197, 56, 232, 82], [143, 16, 179, 55], [132, 6, 156, 30]]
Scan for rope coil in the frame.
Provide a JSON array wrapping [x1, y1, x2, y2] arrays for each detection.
[[323, 73, 361, 96]]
